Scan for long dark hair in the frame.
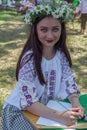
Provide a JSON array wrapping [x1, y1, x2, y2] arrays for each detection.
[[16, 16, 72, 85]]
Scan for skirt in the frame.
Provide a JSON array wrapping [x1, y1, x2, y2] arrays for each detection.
[[1, 104, 35, 130]]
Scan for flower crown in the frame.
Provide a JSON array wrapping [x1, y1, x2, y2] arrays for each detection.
[[24, 0, 75, 25]]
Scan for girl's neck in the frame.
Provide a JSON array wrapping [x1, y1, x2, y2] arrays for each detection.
[[43, 48, 56, 60]]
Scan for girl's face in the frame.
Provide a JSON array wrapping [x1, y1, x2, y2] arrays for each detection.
[[37, 17, 61, 49]]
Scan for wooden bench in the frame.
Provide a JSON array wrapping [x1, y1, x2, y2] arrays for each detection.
[[23, 110, 87, 130]]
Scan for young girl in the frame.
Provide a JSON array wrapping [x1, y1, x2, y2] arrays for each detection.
[[2, 1, 84, 130]]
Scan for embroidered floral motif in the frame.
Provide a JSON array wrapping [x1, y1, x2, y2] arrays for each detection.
[[49, 70, 56, 100], [19, 54, 36, 82], [61, 52, 72, 81], [41, 70, 56, 104], [60, 52, 80, 96], [66, 77, 80, 94], [20, 86, 33, 109]]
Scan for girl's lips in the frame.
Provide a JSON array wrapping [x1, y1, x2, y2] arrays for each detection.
[[46, 40, 53, 43]]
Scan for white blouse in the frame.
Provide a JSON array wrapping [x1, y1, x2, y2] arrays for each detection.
[[4, 50, 80, 110]]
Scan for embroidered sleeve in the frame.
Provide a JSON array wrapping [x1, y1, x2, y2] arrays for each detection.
[[18, 51, 36, 81], [59, 52, 80, 99], [17, 51, 38, 109], [17, 80, 38, 110]]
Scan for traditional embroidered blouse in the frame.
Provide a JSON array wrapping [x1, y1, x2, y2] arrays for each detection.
[[4, 50, 80, 110]]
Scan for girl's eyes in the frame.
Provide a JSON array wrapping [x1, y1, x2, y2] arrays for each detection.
[[40, 29, 47, 32], [40, 28, 59, 32], [52, 28, 59, 32]]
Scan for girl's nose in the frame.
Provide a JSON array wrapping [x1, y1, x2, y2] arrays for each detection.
[[47, 31, 53, 38]]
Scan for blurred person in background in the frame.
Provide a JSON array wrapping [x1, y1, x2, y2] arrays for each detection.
[[77, 0, 87, 35]]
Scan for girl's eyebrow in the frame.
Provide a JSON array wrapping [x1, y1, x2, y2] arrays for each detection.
[[40, 25, 60, 28], [40, 26, 47, 28], [52, 26, 61, 28]]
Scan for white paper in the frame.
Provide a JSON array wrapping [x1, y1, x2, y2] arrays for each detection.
[[36, 100, 72, 126]]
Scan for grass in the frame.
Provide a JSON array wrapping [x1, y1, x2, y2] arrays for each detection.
[[66, 22, 87, 90], [0, 10, 28, 116], [0, 10, 87, 117]]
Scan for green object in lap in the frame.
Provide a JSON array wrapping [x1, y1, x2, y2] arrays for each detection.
[[78, 94, 87, 124], [79, 94, 87, 114]]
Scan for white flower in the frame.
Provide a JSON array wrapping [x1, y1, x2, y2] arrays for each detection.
[[35, 5, 43, 14], [43, 5, 51, 14], [52, 9, 60, 19], [30, 7, 35, 14], [24, 14, 31, 24]]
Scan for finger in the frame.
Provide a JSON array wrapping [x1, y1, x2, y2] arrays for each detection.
[[71, 108, 84, 119], [70, 114, 77, 121], [76, 106, 85, 114], [71, 107, 80, 112], [70, 116, 77, 125], [77, 107, 84, 117], [72, 119, 77, 125], [78, 110, 84, 117], [76, 116, 82, 120], [71, 110, 79, 115]]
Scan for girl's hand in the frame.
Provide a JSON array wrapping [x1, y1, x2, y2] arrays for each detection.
[[60, 110, 79, 126], [57, 106, 85, 126], [72, 106, 85, 119], [78, 106, 85, 117]]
